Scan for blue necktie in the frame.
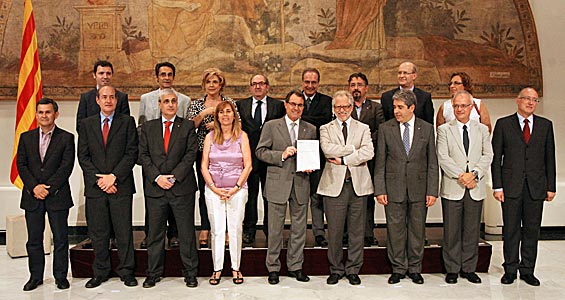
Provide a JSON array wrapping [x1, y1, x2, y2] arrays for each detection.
[[403, 122, 410, 155]]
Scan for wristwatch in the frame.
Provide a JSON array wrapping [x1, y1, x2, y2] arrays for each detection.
[[472, 170, 479, 182]]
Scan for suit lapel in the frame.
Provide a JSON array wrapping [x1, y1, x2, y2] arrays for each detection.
[[448, 120, 466, 156], [391, 121, 406, 156], [408, 119, 424, 158], [93, 115, 105, 148], [297, 119, 312, 140], [265, 97, 277, 121], [42, 127, 60, 165], [30, 128, 41, 163], [510, 114, 526, 144], [331, 119, 345, 145], [167, 118, 183, 153], [276, 119, 292, 145], [106, 114, 123, 147], [469, 121, 482, 155]]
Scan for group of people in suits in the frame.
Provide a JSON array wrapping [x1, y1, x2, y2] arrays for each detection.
[[16, 59, 555, 291]]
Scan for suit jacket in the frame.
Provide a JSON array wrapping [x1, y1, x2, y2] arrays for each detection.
[[256, 117, 317, 204], [352, 98, 385, 148], [17, 126, 75, 211], [380, 87, 434, 125], [437, 119, 493, 200], [374, 117, 439, 202], [78, 113, 138, 198], [491, 113, 556, 199], [301, 92, 333, 132], [76, 88, 130, 132], [138, 89, 191, 125], [138, 117, 198, 197], [236, 96, 285, 171], [317, 119, 374, 197]]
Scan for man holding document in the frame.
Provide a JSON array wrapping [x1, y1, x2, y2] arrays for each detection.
[[317, 91, 374, 285], [256, 89, 317, 285]]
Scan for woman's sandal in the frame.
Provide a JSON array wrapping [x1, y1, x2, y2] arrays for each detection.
[[209, 270, 222, 285], [232, 269, 244, 284]]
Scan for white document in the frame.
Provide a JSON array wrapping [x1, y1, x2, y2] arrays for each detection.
[[296, 140, 320, 172]]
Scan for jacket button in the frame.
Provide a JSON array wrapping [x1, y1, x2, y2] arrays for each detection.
[[40, 168, 44, 172]]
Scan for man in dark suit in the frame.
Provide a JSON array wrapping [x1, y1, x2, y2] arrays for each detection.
[[78, 85, 138, 288], [256, 89, 317, 285], [301, 68, 333, 247], [348, 72, 385, 247], [374, 89, 438, 285], [380, 62, 434, 124], [17, 98, 74, 291], [76, 60, 130, 132], [138, 89, 199, 288], [492, 87, 556, 287], [237, 74, 285, 244]]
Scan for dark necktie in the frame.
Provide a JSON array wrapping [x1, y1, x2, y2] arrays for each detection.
[[102, 117, 109, 147], [254, 100, 263, 126], [164, 121, 172, 154], [523, 119, 531, 144], [402, 122, 410, 155], [463, 124, 469, 156], [306, 97, 312, 112], [342, 122, 351, 180]]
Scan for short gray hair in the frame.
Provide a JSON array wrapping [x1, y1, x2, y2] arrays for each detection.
[[332, 90, 354, 107], [392, 89, 416, 107], [452, 90, 472, 104], [159, 88, 176, 100]]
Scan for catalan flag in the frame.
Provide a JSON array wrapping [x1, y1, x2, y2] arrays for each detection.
[[10, 0, 43, 189]]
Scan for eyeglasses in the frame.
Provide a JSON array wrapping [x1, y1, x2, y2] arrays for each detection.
[[449, 81, 463, 86], [287, 102, 304, 109], [349, 83, 366, 88], [334, 104, 352, 110], [250, 81, 267, 87], [398, 71, 415, 76], [452, 104, 472, 110], [519, 96, 540, 103]]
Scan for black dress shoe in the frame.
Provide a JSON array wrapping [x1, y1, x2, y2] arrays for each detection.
[[85, 276, 108, 288], [326, 273, 343, 285], [346, 274, 361, 285], [143, 276, 161, 288], [168, 236, 180, 248], [520, 274, 540, 286], [185, 276, 198, 288], [268, 271, 279, 284], [315, 235, 329, 247], [140, 237, 147, 249], [242, 232, 255, 244], [55, 278, 70, 289], [407, 272, 424, 284], [364, 237, 378, 247], [501, 273, 517, 284], [460, 271, 481, 284], [23, 278, 43, 291], [388, 273, 405, 284], [121, 275, 138, 287], [445, 273, 458, 284], [288, 269, 310, 282]]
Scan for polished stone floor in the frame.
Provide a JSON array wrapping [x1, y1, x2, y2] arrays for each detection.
[[2, 241, 565, 300]]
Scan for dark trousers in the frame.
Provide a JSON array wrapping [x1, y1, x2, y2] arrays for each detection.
[[86, 194, 135, 278], [441, 190, 483, 273], [324, 181, 367, 275], [365, 159, 376, 238], [502, 179, 544, 275], [196, 151, 210, 230], [25, 202, 69, 280], [144, 202, 178, 239], [243, 167, 268, 236], [310, 169, 326, 237], [146, 192, 199, 277]]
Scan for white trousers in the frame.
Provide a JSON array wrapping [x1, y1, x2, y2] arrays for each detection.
[[205, 186, 248, 271]]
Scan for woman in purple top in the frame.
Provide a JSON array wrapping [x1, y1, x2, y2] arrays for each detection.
[[201, 101, 252, 285]]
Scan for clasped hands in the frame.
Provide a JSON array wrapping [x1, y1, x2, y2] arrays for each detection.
[[211, 186, 239, 201], [33, 184, 51, 200], [376, 194, 437, 207], [96, 174, 117, 194], [458, 172, 476, 189]]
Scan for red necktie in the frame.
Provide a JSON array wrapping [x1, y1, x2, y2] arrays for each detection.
[[102, 117, 109, 147], [164, 121, 172, 154], [523, 119, 530, 144]]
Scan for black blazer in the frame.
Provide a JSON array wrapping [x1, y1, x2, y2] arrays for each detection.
[[138, 117, 198, 197], [491, 114, 556, 199], [78, 113, 138, 198], [236, 96, 285, 170], [352, 98, 386, 147], [380, 87, 435, 125], [301, 92, 333, 132], [76, 88, 130, 132], [17, 127, 75, 211]]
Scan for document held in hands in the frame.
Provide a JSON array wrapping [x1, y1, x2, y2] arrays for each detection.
[[296, 140, 320, 172]]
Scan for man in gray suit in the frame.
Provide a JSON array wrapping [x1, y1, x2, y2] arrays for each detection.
[[318, 91, 374, 285], [256, 89, 317, 285], [374, 89, 438, 285], [437, 91, 493, 284]]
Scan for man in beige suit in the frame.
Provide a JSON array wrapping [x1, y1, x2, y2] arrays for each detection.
[[437, 90, 493, 284], [318, 91, 374, 285]]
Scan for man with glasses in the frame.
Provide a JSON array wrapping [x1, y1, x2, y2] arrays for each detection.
[[237, 74, 285, 244], [348, 72, 385, 247], [300, 68, 333, 247], [256, 89, 317, 284], [437, 91, 493, 284], [492, 87, 556, 286], [380, 62, 434, 124], [318, 91, 374, 285]]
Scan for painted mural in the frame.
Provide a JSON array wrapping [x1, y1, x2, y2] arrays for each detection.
[[0, 0, 542, 99]]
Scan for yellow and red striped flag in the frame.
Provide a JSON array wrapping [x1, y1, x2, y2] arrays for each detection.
[[10, 0, 43, 189]]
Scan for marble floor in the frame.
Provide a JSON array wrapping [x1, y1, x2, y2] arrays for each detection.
[[1, 241, 565, 300]]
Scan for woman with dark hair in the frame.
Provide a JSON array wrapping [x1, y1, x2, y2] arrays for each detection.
[[187, 68, 239, 249], [201, 101, 252, 285], [436, 72, 492, 132]]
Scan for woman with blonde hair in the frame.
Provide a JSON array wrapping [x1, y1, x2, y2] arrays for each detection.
[[201, 101, 252, 285]]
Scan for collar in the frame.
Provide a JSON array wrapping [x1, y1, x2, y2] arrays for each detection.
[[100, 111, 115, 122], [39, 125, 55, 135], [161, 115, 177, 123], [253, 96, 267, 103], [285, 115, 300, 126], [456, 119, 471, 130], [402, 115, 415, 127], [516, 112, 533, 125], [303, 92, 316, 100], [337, 117, 352, 128], [399, 86, 415, 92]]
